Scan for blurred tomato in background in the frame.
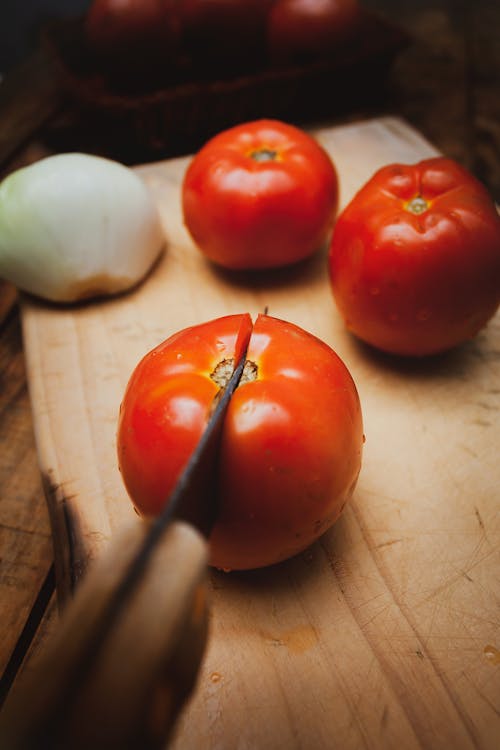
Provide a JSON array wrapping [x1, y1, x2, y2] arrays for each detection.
[[267, 0, 360, 64]]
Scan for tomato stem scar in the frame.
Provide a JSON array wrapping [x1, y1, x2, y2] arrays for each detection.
[[249, 148, 279, 162], [405, 196, 429, 215], [240, 360, 258, 384], [210, 358, 258, 388]]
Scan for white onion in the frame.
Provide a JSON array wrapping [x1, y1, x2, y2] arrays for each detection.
[[0, 153, 164, 303]]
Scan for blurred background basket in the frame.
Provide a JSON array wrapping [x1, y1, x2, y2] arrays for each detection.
[[42, 9, 409, 162]]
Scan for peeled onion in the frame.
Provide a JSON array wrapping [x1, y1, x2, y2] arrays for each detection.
[[0, 153, 164, 303]]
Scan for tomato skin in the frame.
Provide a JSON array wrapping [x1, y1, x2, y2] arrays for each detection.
[[267, 0, 360, 65], [182, 119, 339, 270], [117, 314, 253, 514], [212, 314, 363, 570], [117, 314, 363, 570], [85, 0, 180, 77], [328, 157, 500, 356]]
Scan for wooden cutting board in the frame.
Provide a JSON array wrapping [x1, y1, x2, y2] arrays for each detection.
[[20, 117, 499, 749]]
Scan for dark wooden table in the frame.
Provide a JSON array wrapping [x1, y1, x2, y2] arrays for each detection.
[[1, 0, 499, 735]]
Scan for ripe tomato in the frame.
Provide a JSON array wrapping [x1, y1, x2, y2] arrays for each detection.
[[329, 157, 500, 356], [267, 0, 360, 65], [117, 314, 363, 570], [85, 0, 180, 78], [182, 119, 339, 270]]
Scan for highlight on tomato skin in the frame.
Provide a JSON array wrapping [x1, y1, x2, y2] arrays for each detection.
[[117, 313, 364, 571], [182, 119, 339, 271], [267, 0, 361, 66], [328, 157, 500, 357], [84, 0, 182, 80]]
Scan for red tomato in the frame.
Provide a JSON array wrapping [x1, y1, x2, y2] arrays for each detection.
[[182, 119, 339, 270], [85, 0, 180, 77], [267, 0, 360, 65], [117, 314, 363, 570], [329, 157, 500, 356]]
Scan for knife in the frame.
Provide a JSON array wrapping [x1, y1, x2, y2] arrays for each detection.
[[0, 322, 250, 750]]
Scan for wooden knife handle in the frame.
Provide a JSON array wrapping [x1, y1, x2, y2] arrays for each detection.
[[0, 520, 209, 749]]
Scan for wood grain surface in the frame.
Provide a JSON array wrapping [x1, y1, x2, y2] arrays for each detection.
[[0, 294, 54, 696], [19, 117, 500, 749]]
